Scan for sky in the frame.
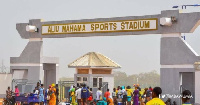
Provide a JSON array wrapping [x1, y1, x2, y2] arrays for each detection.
[[1, 0, 200, 77]]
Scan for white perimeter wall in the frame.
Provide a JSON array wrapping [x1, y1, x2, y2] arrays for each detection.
[[0, 74, 12, 97]]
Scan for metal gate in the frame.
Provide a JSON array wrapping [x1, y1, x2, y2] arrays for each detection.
[[58, 81, 74, 101], [102, 82, 108, 98], [91, 82, 108, 99], [58, 81, 108, 101], [12, 79, 41, 94]]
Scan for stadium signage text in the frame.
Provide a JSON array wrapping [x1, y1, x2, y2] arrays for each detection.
[[42, 18, 157, 35]]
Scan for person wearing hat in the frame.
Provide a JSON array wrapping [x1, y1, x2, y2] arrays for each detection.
[[49, 83, 56, 105]]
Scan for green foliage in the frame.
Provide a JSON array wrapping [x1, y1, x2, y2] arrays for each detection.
[[114, 70, 160, 88]]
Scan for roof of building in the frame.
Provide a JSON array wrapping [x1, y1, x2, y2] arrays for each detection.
[[68, 52, 121, 69]]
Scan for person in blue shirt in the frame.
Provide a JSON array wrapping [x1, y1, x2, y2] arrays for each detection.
[[81, 84, 89, 105], [182, 90, 192, 104], [39, 84, 45, 105]]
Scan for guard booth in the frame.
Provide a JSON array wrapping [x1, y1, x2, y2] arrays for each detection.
[[68, 52, 121, 97]]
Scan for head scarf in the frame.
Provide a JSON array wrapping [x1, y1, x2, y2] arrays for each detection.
[[51, 83, 55, 87]]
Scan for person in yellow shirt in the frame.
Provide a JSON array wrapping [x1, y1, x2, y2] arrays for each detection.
[[146, 87, 165, 105], [126, 86, 133, 105], [71, 87, 76, 105]]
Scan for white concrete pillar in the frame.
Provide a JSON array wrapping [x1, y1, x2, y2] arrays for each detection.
[[160, 33, 198, 104], [195, 71, 200, 103]]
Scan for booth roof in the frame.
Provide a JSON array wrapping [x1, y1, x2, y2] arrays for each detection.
[[68, 52, 121, 69]]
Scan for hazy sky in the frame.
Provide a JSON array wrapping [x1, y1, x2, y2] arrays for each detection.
[[1, 0, 200, 77]]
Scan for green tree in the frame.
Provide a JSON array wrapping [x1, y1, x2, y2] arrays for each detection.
[[114, 70, 160, 88]]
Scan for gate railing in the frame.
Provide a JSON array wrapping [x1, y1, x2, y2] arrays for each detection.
[[58, 81, 108, 101], [102, 82, 108, 98], [12, 79, 41, 94]]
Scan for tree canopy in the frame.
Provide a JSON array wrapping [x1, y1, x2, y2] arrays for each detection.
[[114, 70, 160, 88]]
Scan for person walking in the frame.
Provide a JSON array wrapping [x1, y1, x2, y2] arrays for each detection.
[[44, 85, 51, 105], [6, 87, 13, 105], [133, 87, 139, 105], [146, 87, 152, 102], [112, 88, 117, 105], [104, 89, 110, 101], [88, 88, 93, 105], [76, 86, 82, 105], [96, 87, 102, 102], [39, 84, 45, 105], [122, 86, 127, 105], [126, 86, 133, 105], [71, 86, 76, 105], [14, 86, 20, 105], [55, 84, 59, 105], [117, 87, 123, 102], [81, 84, 89, 105], [49, 84, 56, 105], [14, 86, 19, 96], [146, 87, 165, 105], [107, 96, 114, 105]]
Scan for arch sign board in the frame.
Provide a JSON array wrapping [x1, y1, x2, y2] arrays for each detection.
[[42, 19, 158, 35], [17, 10, 200, 39], [13, 10, 200, 104]]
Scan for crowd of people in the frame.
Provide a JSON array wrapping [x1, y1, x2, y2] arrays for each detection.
[[5, 82, 59, 105], [5, 86, 19, 105], [32, 82, 60, 105], [67, 84, 192, 105], [5, 83, 193, 105]]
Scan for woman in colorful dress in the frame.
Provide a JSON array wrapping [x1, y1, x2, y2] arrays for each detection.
[[70, 87, 76, 105], [133, 87, 139, 105], [39, 84, 45, 105], [49, 84, 56, 105]]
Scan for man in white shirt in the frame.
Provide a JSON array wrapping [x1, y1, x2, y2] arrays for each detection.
[[76, 86, 82, 105], [96, 87, 102, 102], [34, 87, 39, 94]]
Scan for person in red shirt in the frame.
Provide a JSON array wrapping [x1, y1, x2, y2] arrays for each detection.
[[15, 86, 20, 105], [104, 89, 110, 100], [149, 86, 153, 91]]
